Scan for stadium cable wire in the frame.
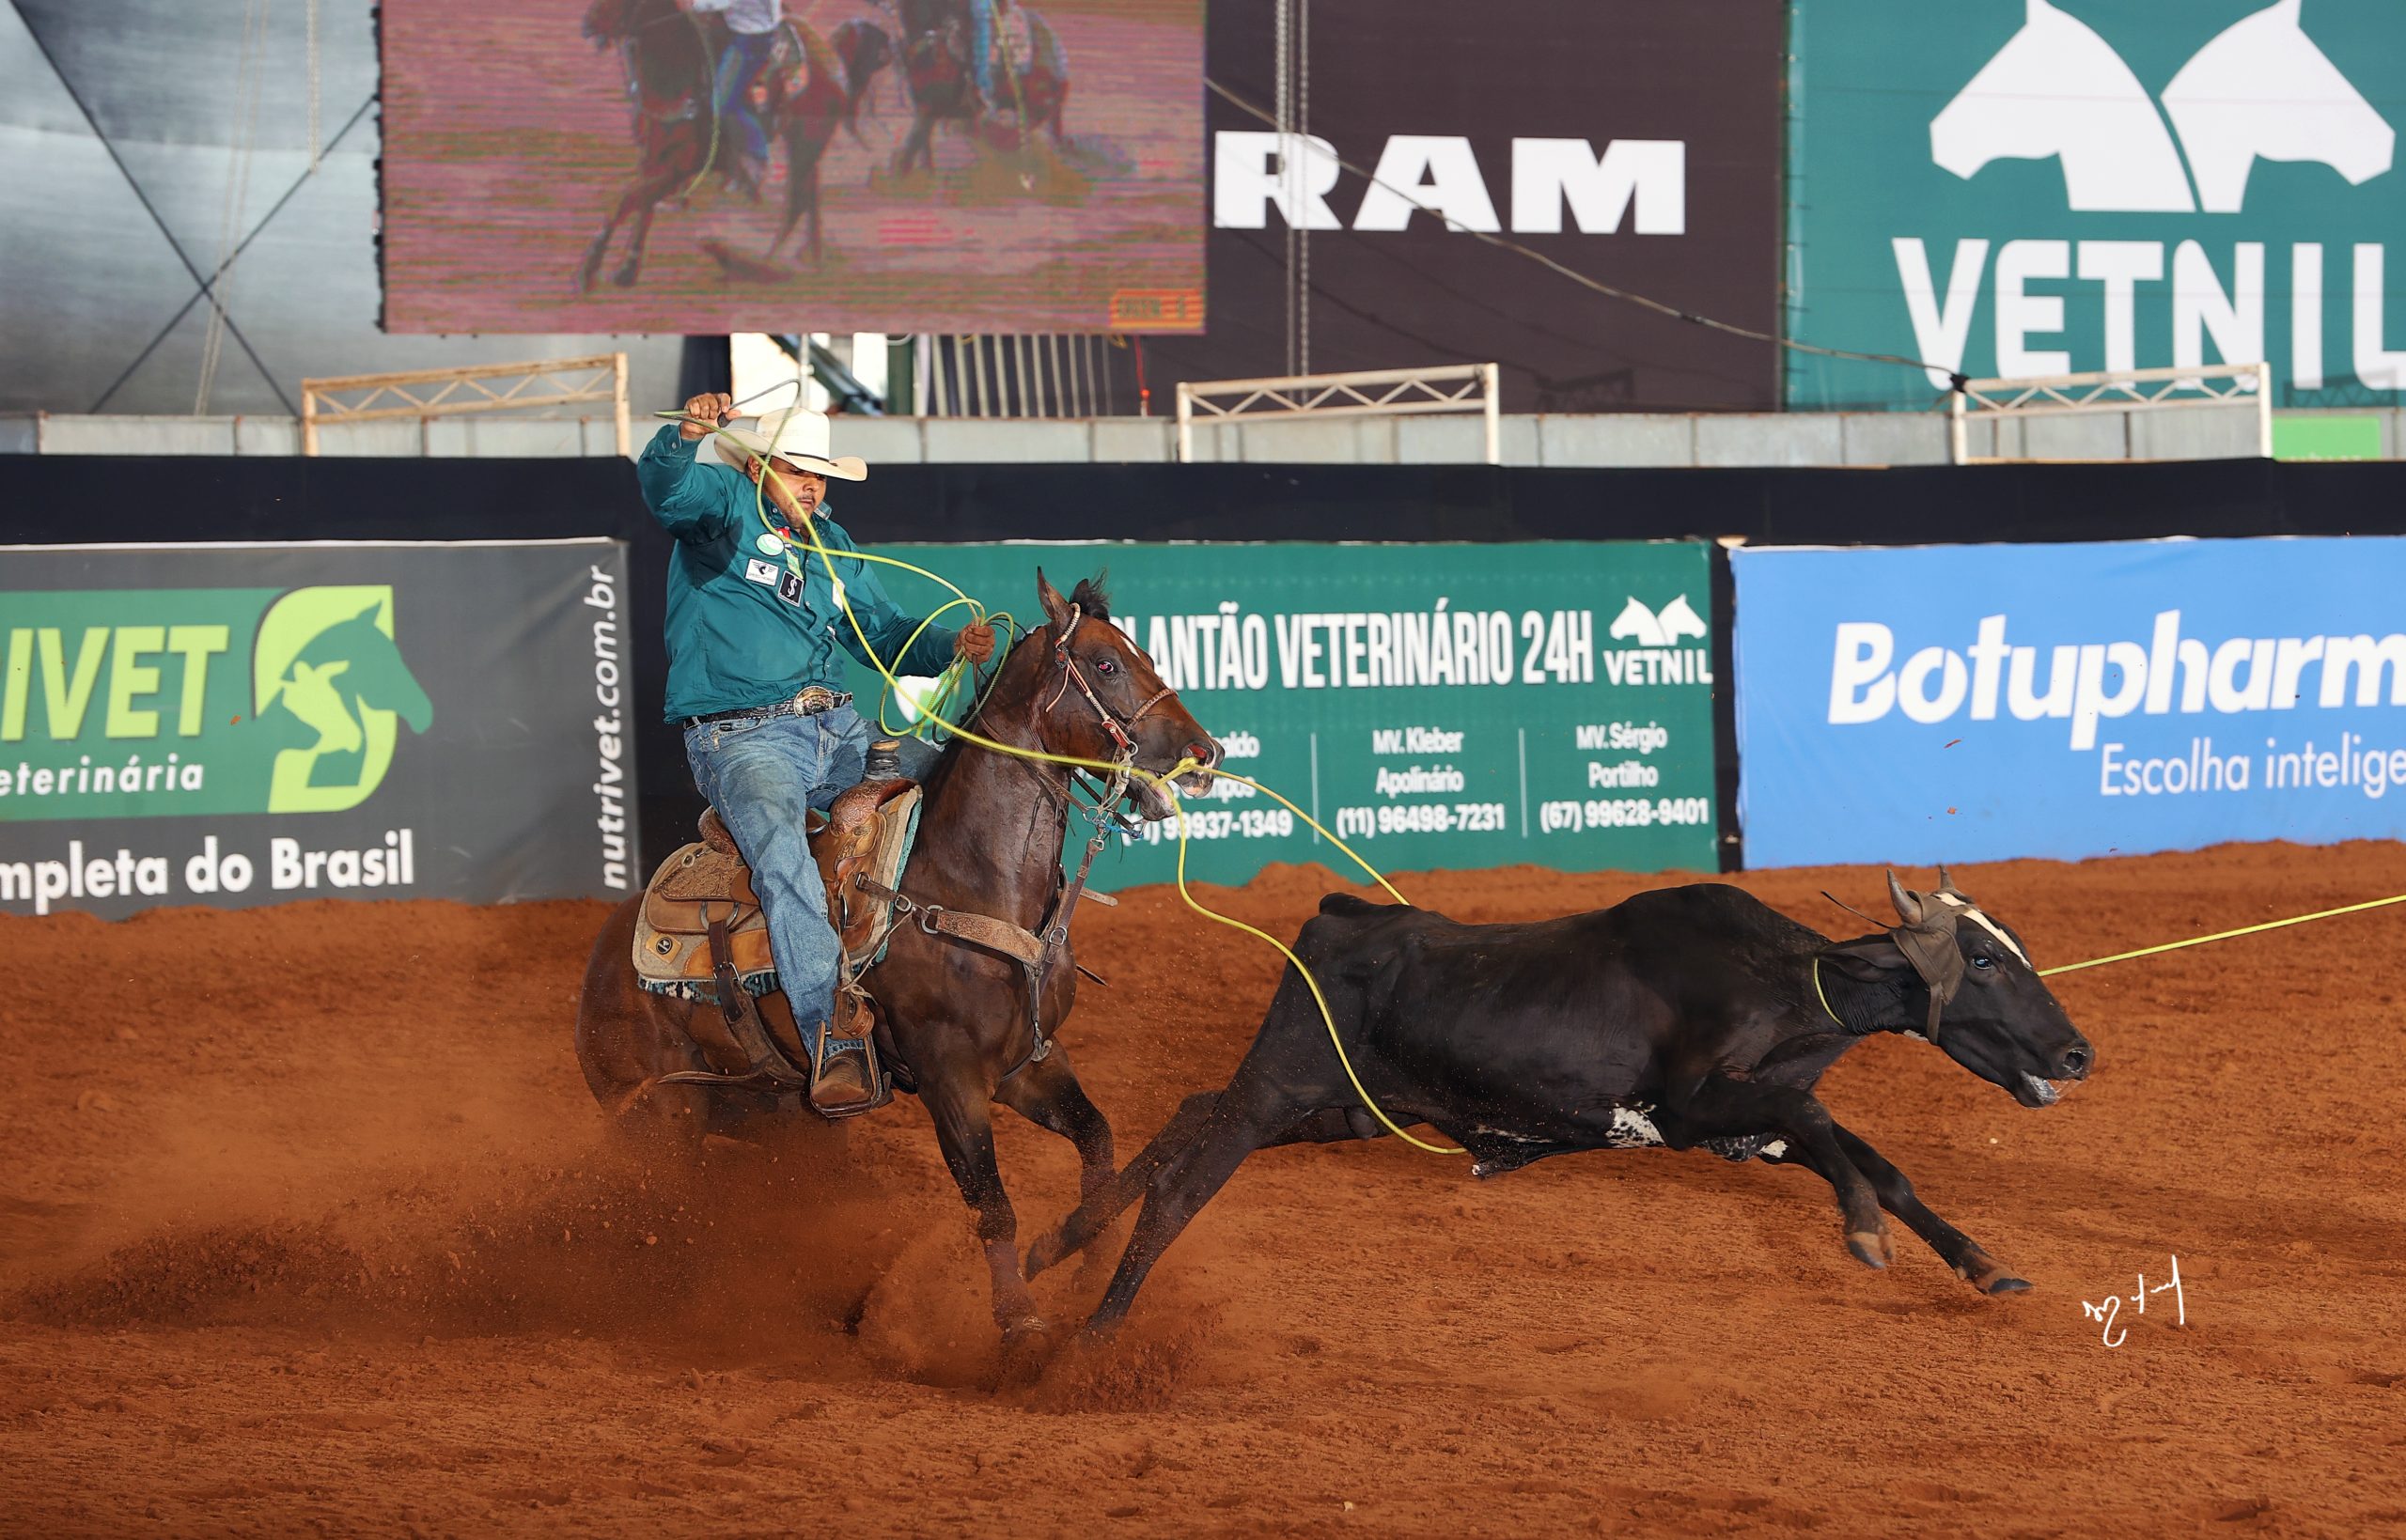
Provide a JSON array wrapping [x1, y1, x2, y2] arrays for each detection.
[[90, 97, 376, 414], [1203, 77, 1967, 390], [656, 397, 1472, 1154], [13, 5, 298, 416]]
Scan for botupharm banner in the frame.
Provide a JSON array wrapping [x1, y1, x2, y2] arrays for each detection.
[[853, 541, 1721, 883], [1734, 537, 2406, 866], [1, 540, 639, 917], [1787, 0, 2406, 409]]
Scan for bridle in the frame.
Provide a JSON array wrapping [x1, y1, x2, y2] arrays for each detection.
[[1040, 604, 1175, 771]]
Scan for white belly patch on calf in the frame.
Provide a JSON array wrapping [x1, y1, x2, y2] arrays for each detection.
[[1604, 1104, 1665, 1148]]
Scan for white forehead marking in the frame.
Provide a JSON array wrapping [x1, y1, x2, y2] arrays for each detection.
[[1932, 892, 2029, 965], [1606, 1105, 1664, 1148]]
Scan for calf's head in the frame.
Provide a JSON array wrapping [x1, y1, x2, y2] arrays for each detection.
[[1822, 868, 2093, 1109]]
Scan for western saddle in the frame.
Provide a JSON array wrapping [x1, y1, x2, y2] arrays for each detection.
[[632, 752, 926, 1117]]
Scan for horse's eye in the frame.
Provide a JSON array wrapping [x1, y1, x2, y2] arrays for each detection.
[[1095, 657, 1117, 676], [1971, 954, 1996, 971]]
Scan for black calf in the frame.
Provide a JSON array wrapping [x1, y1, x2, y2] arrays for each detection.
[[1029, 872, 2092, 1334]]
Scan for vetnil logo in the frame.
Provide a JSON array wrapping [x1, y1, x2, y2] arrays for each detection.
[[1788, 0, 2406, 407], [1932, 0, 2389, 214], [0, 585, 431, 820]]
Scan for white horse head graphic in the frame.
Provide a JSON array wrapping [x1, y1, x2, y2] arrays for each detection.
[[1929, 0, 2195, 211], [2161, 0, 2394, 213], [1608, 597, 1667, 647], [1655, 593, 1709, 643]]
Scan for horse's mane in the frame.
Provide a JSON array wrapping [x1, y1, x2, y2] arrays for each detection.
[[1068, 573, 1111, 621]]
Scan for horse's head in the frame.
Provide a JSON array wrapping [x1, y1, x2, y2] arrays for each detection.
[[1821, 869, 2092, 1110], [1929, 0, 2193, 211], [2162, 0, 2395, 213], [581, 0, 646, 48], [287, 603, 435, 740], [836, 19, 896, 106], [1009, 570, 1219, 820]]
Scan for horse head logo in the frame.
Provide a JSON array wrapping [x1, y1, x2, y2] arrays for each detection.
[[1930, 0, 2195, 211], [1607, 595, 1708, 648], [1931, 0, 2392, 214], [252, 587, 433, 814], [2161, 0, 2394, 213]]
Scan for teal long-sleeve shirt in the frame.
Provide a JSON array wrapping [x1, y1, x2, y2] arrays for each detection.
[[637, 425, 958, 722]]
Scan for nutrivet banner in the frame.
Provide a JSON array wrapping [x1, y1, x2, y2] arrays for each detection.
[[1735, 536, 2406, 865], [851, 540, 1721, 883], [0, 539, 637, 917]]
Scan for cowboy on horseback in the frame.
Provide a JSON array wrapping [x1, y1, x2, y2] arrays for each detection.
[[639, 395, 996, 1112], [685, 0, 780, 191]]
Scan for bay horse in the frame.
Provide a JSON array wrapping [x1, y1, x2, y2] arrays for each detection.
[[574, 572, 1221, 1361], [575, 0, 855, 288], [890, 0, 976, 176], [831, 19, 896, 147], [887, 0, 1070, 175]]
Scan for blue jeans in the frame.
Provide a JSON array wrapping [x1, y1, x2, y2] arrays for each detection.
[[970, 0, 997, 106], [683, 705, 936, 1031], [712, 30, 776, 164]]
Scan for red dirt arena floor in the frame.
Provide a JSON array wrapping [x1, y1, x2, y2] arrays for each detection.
[[2, 842, 2402, 1536]]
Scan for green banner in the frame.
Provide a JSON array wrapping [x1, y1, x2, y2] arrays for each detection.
[[1, 541, 638, 917], [847, 541, 1720, 885], [1787, 0, 2406, 410]]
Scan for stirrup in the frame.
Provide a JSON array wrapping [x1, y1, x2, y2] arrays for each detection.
[[808, 997, 891, 1119]]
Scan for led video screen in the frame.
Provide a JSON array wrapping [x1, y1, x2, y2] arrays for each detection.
[[380, 0, 1203, 334]]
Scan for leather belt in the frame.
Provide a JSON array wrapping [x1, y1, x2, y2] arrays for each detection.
[[681, 686, 851, 731]]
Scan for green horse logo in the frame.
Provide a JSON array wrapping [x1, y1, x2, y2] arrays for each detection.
[[252, 586, 433, 813]]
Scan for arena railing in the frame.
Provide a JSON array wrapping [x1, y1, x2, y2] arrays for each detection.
[[1175, 363, 1503, 465], [299, 353, 632, 457], [1948, 361, 2273, 464]]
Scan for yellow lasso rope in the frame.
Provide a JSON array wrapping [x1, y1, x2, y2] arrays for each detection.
[[680, 412, 1465, 1154], [2039, 891, 2406, 977]]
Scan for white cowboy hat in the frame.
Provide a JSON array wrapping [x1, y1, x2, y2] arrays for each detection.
[[712, 407, 868, 482]]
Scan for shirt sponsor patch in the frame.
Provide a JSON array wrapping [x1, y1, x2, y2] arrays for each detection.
[[744, 558, 780, 585], [777, 571, 805, 606], [756, 533, 784, 555]]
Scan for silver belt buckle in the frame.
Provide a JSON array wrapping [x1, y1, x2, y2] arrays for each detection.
[[794, 686, 837, 715]]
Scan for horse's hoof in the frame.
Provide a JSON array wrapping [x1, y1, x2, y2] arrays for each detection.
[[1847, 1230, 1892, 1270], [1023, 1236, 1062, 1280], [997, 1315, 1054, 1387], [612, 262, 641, 288], [1957, 1250, 2026, 1294], [999, 1314, 1049, 1348]]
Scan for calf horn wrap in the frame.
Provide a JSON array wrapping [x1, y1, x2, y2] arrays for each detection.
[[1886, 870, 1965, 1040]]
